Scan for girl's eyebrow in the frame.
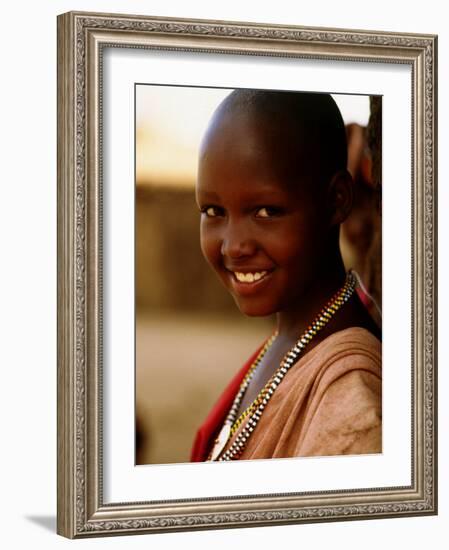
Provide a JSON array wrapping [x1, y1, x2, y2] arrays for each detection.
[[196, 182, 292, 211], [234, 189, 289, 202], [198, 185, 287, 201]]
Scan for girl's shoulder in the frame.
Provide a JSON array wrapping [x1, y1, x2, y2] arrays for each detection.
[[282, 326, 382, 399], [304, 326, 381, 367]]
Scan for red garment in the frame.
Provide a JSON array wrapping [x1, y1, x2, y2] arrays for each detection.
[[190, 340, 266, 462], [356, 286, 370, 307]]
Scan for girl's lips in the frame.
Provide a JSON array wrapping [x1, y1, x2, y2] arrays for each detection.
[[226, 269, 274, 296]]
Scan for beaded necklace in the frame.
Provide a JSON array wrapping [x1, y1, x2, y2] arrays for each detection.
[[208, 271, 357, 461]]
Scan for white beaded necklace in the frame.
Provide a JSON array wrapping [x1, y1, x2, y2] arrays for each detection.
[[208, 271, 357, 461]]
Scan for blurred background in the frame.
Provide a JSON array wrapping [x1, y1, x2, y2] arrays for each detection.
[[135, 85, 382, 465]]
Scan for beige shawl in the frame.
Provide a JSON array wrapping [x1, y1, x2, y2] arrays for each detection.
[[224, 327, 382, 460]]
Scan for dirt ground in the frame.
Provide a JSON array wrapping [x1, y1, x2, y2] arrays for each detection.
[[136, 311, 272, 464]]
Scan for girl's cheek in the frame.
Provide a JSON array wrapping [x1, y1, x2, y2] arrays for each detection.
[[200, 236, 220, 265]]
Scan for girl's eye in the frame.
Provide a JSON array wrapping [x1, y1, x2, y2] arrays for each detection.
[[255, 206, 282, 218], [201, 206, 223, 218]]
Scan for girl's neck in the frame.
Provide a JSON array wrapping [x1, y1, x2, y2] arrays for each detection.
[[275, 255, 347, 343]]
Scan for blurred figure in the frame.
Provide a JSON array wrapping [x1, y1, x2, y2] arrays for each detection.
[[342, 118, 381, 327]]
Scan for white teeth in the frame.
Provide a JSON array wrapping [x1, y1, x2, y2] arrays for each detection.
[[234, 271, 267, 283]]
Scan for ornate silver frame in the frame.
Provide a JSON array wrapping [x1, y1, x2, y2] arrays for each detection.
[[57, 11, 437, 538]]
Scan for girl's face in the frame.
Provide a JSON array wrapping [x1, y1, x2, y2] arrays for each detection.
[[196, 112, 329, 317]]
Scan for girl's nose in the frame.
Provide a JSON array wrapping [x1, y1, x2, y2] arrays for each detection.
[[220, 220, 256, 259]]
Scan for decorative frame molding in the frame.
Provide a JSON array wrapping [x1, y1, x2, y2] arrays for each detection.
[[57, 11, 437, 538]]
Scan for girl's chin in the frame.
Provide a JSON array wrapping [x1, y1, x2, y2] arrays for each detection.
[[233, 297, 276, 318]]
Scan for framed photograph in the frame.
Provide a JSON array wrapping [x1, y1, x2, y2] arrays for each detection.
[[57, 11, 437, 538]]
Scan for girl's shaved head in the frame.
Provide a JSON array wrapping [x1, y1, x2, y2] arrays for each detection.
[[201, 89, 348, 193]]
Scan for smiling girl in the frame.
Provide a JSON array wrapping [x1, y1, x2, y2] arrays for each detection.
[[190, 89, 381, 462]]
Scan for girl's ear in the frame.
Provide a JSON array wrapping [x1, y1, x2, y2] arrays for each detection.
[[326, 169, 354, 226]]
